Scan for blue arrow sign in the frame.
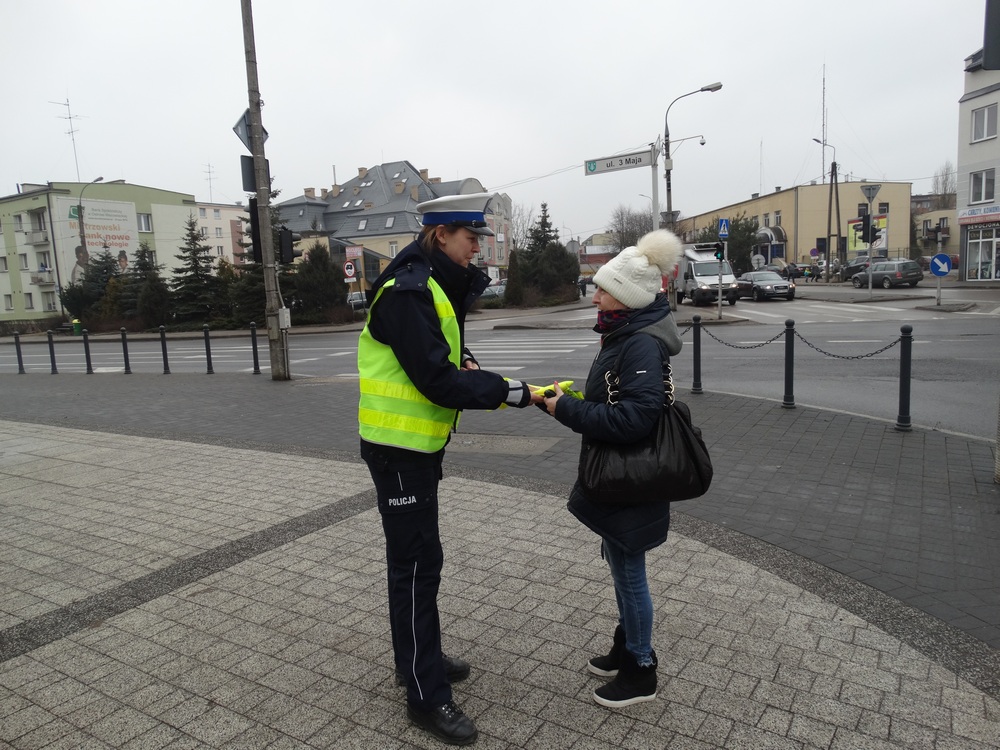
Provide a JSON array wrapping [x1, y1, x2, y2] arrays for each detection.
[[718, 218, 729, 239], [930, 253, 951, 277]]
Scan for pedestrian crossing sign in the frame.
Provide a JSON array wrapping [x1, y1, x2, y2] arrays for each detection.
[[718, 219, 729, 239]]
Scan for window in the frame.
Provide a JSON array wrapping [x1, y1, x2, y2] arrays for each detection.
[[200, 227, 208, 238], [972, 103, 997, 142], [940, 217, 949, 230], [149, 250, 157, 266], [971, 168, 995, 203], [36, 252, 51, 269], [922, 219, 932, 234], [216, 246, 224, 256], [763, 213, 770, 227], [0, 257, 6, 272], [774, 210, 781, 226], [857, 203, 868, 216], [19, 254, 29, 270], [878, 202, 889, 214], [199, 207, 207, 218], [389, 241, 398, 257], [24, 292, 33, 310], [385, 216, 395, 229], [3, 294, 12, 310], [43, 292, 57, 311], [14, 214, 23, 230], [213, 208, 221, 220], [354, 199, 363, 207], [215, 227, 223, 237], [342, 201, 350, 208], [358, 219, 367, 230], [137, 213, 153, 232]]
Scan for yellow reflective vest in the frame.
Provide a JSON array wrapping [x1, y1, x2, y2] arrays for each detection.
[[358, 277, 461, 452]]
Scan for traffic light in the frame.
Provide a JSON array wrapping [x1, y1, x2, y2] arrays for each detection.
[[713, 242, 724, 261], [859, 213, 872, 243], [279, 227, 302, 264]]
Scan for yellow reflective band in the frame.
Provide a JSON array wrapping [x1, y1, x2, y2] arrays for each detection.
[[359, 408, 452, 439], [360, 377, 434, 405]]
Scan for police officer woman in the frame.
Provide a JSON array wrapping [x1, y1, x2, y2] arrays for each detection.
[[358, 193, 540, 745]]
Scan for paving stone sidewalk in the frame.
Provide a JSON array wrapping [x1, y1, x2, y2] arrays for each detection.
[[1, 410, 999, 748]]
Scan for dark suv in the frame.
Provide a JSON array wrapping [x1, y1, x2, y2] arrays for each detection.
[[851, 260, 923, 288], [840, 256, 871, 282]]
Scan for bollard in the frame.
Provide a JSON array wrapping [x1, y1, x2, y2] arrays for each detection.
[[46, 330, 58, 374], [82, 330, 93, 374], [782, 319, 795, 408], [691, 315, 703, 394], [250, 322, 261, 375], [203, 325, 214, 374], [895, 324, 912, 432], [120, 328, 132, 374], [159, 325, 171, 374], [13, 331, 25, 374]]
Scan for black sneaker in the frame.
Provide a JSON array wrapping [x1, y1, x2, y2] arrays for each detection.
[[407, 701, 478, 745], [395, 654, 471, 686]]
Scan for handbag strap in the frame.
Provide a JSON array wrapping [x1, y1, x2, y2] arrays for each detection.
[[604, 337, 674, 408]]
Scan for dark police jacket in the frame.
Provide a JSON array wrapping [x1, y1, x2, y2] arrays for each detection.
[[553, 295, 683, 553], [360, 239, 513, 464]]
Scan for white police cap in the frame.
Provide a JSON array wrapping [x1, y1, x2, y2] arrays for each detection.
[[416, 192, 498, 236]]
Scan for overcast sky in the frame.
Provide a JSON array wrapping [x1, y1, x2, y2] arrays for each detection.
[[1, 1, 988, 241]]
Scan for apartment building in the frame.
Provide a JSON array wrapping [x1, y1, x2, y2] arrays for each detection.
[[956, 48, 1000, 281]]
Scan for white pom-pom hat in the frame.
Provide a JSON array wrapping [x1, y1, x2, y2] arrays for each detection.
[[593, 229, 682, 309]]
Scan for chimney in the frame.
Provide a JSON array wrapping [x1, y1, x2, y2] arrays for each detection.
[[331, 185, 341, 197], [358, 167, 368, 179], [775, 186, 781, 192], [304, 188, 315, 198], [394, 182, 405, 194], [321, 188, 328, 199], [430, 177, 441, 184], [419, 169, 429, 181], [410, 186, 420, 201], [751, 193, 759, 199]]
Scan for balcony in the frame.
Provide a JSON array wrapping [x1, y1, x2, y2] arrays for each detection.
[[26, 230, 49, 245], [30, 271, 55, 286]]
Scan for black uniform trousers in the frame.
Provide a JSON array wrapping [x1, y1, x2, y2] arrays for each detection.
[[361, 441, 451, 711]]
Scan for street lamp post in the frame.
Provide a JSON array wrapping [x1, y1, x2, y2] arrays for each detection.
[[77, 176, 103, 256], [812, 138, 841, 283], [664, 82, 722, 233]]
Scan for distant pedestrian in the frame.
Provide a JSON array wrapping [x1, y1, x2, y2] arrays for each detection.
[[803, 267, 812, 283]]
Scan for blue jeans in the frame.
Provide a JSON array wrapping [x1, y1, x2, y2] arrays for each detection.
[[603, 541, 655, 666]]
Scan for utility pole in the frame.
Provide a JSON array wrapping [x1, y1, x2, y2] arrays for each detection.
[[240, 0, 290, 380], [824, 161, 842, 283]]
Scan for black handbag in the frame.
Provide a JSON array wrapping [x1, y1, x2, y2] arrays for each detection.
[[578, 353, 713, 505]]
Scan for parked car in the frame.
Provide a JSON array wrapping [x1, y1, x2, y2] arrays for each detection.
[[347, 291, 368, 312], [851, 260, 924, 288], [735, 271, 795, 301], [480, 281, 506, 299], [763, 263, 803, 279], [840, 256, 871, 282]]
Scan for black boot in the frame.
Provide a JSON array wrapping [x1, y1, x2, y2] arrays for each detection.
[[407, 701, 478, 745], [587, 624, 625, 677], [593, 649, 657, 707]]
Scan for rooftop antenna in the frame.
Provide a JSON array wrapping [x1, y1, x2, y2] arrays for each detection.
[[50, 98, 83, 181], [820, 64, 827, 184], [205, 163, 215, 202]]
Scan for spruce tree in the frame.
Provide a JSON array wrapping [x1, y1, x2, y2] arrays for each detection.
[[292, 242, 345, 324], [171, 215, 220, 325]]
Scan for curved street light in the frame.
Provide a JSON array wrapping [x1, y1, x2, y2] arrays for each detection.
[[812, 138, 836, 184], [77, 176, 103, 256], [664, 83, 721, 232]]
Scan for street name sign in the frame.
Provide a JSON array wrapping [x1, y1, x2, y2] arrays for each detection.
[[585, 148, 654, 176]]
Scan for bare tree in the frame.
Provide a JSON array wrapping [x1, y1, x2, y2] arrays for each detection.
[[607, 205, 653, 252], [509, 203, 534, 253], [931, 161, 957, 209]]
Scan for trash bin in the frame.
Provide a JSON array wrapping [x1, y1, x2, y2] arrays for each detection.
[[72, 319, 82, 336]]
